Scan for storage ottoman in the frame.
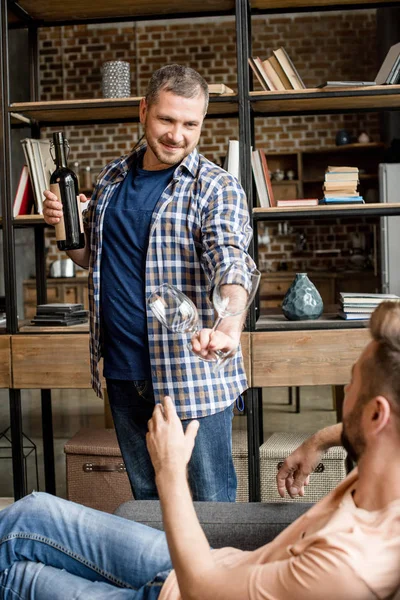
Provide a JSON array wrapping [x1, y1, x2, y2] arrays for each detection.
[[260, 432, 347, 503], [64, 428, 133, 514], [65, 427, 250, 510]]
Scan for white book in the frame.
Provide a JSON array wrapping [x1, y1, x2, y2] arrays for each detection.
[[223, 140, 240, 182], [251, 150, 270, 208], [21, 138, 53, 214], [339, 293, 400, 304]]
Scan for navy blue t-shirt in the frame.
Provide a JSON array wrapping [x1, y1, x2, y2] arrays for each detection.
[[101, 160, 175, 380]]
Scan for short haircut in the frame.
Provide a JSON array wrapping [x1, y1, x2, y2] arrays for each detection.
[[145, 64, 209, 115], [361, 301, 400, 420]]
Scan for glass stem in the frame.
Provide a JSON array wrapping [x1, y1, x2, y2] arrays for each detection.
[[210, 315, 223, 334]]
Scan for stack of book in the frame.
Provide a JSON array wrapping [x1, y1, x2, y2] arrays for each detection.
[[248, 47, 305, 91], [31, 303, 89, 327], [338, 293, 400, 320], [321, 166, 364, 205]]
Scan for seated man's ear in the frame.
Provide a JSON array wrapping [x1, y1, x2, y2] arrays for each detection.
[[368, 396, 391, 432]]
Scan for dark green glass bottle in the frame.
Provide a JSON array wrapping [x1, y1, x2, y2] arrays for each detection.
[[50, 131, 85, 251]]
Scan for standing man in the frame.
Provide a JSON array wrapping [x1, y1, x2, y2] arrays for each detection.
[[43, 64, 255, 502]]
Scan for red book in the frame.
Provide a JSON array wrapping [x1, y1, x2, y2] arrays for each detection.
[[13, 165, 34, 217], [258, 150, 276, 207]]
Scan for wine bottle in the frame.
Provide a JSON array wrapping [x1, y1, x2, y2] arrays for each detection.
[[50, 131, 85, 251]]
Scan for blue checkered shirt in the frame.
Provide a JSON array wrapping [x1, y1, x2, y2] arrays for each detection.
[[84, 144, 255, 419]]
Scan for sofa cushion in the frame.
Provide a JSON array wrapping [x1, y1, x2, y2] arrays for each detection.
[[115, 500, 313, 551]]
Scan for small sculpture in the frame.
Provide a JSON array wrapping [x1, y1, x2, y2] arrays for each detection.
[[282, 273, 324, 320]]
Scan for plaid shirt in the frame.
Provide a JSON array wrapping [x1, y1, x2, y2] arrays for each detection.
[[84, 144, 255, 419]]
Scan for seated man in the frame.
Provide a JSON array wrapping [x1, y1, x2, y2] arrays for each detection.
[[0, 301, 400, 600]]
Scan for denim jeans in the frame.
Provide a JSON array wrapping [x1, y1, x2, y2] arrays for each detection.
[[106, 379, 237, 502], [0, 492, 172, 599]]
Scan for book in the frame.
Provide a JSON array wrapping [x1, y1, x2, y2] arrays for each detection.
[[327, 166, 359, 173], [325, 172, 359, 182], [208, 83, 235, 95], [276, 198, 318, 207], [339, 293, 400, 304], [272, 47, 305, 90], [261, 58, 286, 90], [254, 57, 276, 91], [223, 140, 240, 181], [258, 150, 276, 207], [251, 150, 270, 208], [318, 81, 376, 88], [21, 138, 53, 214], [338, 311, 371, 320], [36, 303, 85, 314], [265, 56, 289, 89], [267, 55, 292, 89], [320, 197, 364, 204], [387, 55, 400, 84], [248, 57, 270, 92], [13, 165, 34, 217], [340, 305, 375, 313], [375, 41, 400, 85]]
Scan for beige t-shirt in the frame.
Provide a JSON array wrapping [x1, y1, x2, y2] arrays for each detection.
[[159, 470, 400, 600]]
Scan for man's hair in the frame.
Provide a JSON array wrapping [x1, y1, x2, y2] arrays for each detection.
[[361, 301, 400, 419], [145, 64, 209, 115]]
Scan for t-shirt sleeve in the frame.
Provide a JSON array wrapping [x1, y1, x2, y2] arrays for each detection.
[[248, 542, 376, 600]]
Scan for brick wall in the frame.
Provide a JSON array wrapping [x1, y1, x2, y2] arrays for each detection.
[[38, 11, 381, 272]]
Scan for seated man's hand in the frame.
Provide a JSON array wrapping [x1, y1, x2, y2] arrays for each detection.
[[276, 437, 324, 499], [191, 328, 240, 361], [146, 396, 199, 477]]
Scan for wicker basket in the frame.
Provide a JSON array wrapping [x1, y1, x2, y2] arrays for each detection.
[[260, 432, 347, 503], [65, 428, 133, 514], [232, 429, 248, 503]]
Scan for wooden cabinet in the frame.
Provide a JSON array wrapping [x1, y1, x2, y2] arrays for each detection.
[[23, 277, 89, 319]]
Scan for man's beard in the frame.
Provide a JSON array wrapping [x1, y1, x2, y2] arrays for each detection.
[[341, 427, 360, 463], [341, 405, 366, 463]]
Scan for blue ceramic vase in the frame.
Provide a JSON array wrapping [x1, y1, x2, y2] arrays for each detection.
[[282, 273, 324, 321]]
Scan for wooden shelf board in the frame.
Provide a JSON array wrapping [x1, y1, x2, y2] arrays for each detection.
[[9, 95, 238, 124], [301, 142, 385, 154], [251, 86, 400, 115], [12, 215, 45, 227], [256, 312, 368, 331], [253, 202, 400, 220], [252, 0, 400, 10], [19, 323, 89, 333], [11, 1, 235, 22]]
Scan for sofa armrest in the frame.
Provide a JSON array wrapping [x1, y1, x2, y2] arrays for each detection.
[[115, 500, 312, 551]]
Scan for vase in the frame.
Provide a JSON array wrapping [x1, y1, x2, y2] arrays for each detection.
[[282, 273, 324, 321]]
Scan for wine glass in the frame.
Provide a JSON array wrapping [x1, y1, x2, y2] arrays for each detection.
[[208, 261, 261, 369], [148, 284, 218, 363]]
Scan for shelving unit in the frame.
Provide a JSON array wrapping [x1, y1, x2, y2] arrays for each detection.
[[0, 0, 247, 501], [2, 0, 400, 502]]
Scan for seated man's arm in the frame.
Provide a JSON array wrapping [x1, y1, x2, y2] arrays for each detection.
[[147, 404, 374, 600], [276, 423, 343, 499]]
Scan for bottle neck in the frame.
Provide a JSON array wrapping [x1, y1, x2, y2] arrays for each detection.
[[54, 140, 68, 168]]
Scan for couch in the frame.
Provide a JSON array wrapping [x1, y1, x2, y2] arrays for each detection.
[[115, 500, 313, 551]]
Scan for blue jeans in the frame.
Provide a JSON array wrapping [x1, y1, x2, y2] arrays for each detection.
[[0, 492, 171, 599], [106, 379, 237, 502]]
